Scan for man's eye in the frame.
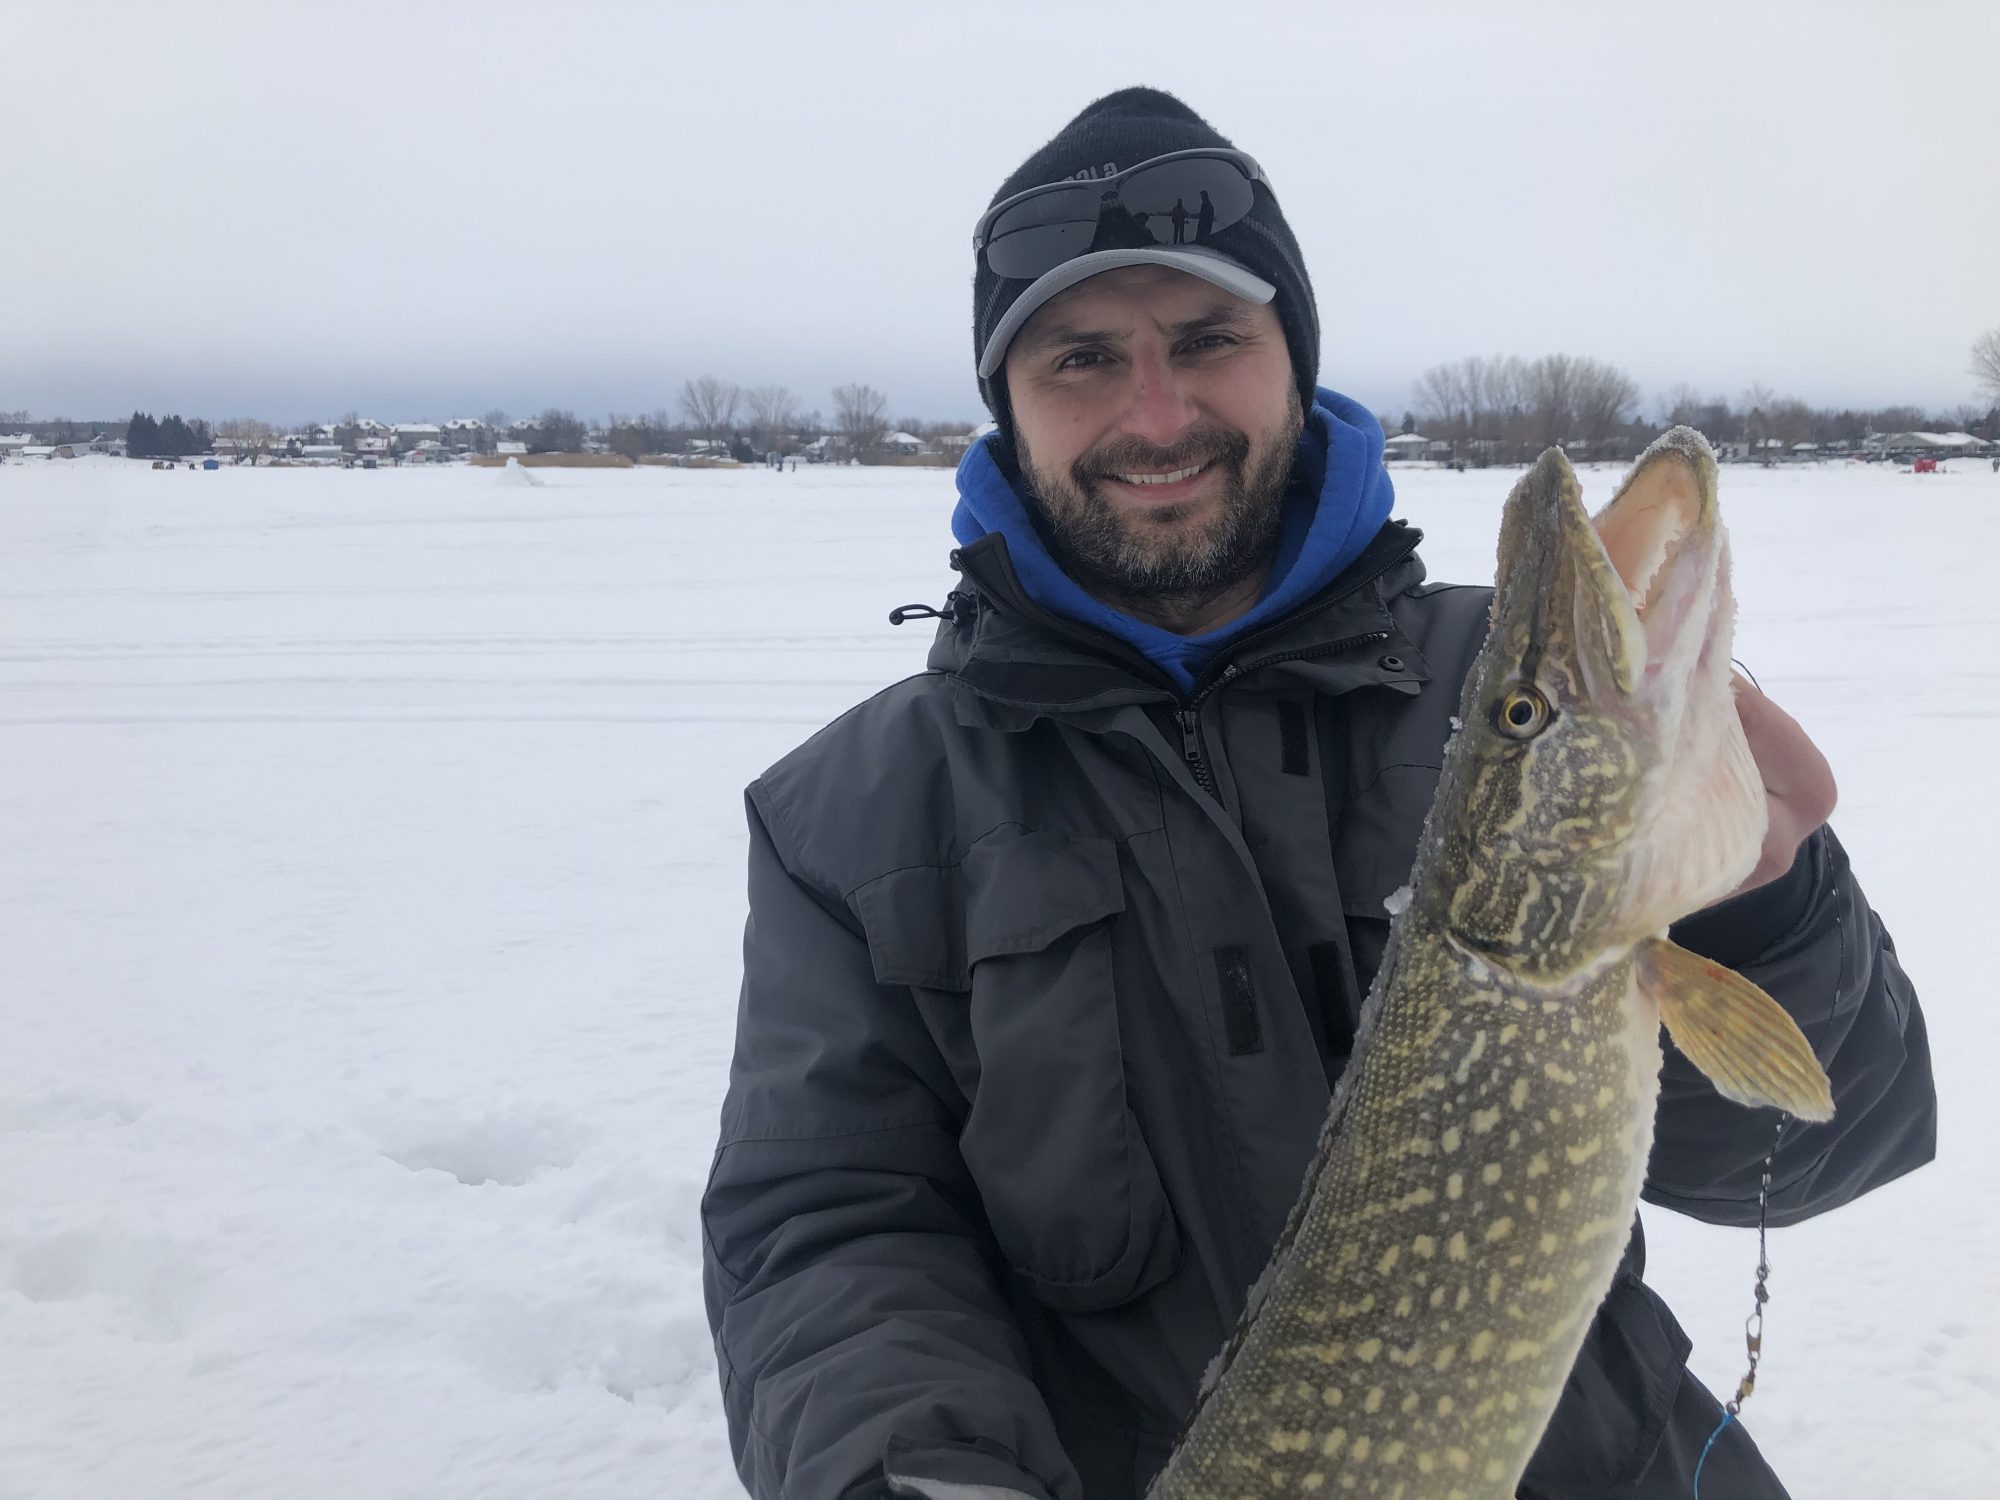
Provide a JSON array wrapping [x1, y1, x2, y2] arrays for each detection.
[[1056, 350, 1107, 371], [1182, 334, 1233, 354]]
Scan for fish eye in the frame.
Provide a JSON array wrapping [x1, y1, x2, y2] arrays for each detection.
[[1494, 686, 1552, 739]]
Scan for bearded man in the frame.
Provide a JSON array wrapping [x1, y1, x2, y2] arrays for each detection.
[[702, 88, 1934, 1500]]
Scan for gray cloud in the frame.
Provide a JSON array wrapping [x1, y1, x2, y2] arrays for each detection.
[[6, 0, 1996, 424]]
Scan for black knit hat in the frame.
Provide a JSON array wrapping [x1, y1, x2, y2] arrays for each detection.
[[973, 87, 1320, 457]]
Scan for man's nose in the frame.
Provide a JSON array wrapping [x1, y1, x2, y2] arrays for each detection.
[[1117, 346, 1201, 450]]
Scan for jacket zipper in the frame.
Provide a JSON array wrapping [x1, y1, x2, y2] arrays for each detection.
[[1173, 628, 1393, 799]]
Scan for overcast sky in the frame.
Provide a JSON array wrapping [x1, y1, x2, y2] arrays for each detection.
[[6, 0, 1996, 427]]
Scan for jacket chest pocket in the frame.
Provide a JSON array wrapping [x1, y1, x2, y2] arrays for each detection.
[[852, 829, 1181, 1313]]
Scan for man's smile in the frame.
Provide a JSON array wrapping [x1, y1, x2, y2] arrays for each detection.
[[1101, 458, 1216, 499]]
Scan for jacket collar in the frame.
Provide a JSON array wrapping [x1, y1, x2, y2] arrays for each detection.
[[923, 519, 1432, 723]]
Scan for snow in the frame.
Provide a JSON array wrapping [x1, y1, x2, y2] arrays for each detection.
[[1, 456, 1993, 1497]]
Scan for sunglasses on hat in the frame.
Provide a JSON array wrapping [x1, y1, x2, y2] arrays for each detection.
[[973, 148, 1269, 281]]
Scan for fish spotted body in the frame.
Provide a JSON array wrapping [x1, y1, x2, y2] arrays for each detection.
[[1148, 430, 1834, 1499]]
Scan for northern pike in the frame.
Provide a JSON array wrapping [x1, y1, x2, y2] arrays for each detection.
[[1149, 429, 1835, 1499]]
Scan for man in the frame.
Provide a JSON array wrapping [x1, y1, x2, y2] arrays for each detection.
[[702, 89, 1935, 1500]]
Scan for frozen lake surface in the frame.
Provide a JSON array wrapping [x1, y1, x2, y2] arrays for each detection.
[[2, 454, 1993, 1497]]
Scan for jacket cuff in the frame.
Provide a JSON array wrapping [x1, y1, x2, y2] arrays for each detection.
[[1667, 826, 1823, 971], [868, 1436, 1054, 1500]]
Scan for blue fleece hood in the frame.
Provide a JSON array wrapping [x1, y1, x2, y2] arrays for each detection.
[[951, 387, 1396, 691]]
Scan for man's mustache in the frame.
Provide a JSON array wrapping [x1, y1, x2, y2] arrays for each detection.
[[1075, 426, 1250, 482]]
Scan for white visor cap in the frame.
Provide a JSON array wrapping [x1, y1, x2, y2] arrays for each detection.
[[975, 246, 1276, 380]]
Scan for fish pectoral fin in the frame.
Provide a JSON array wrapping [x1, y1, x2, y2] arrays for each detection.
[[1639, 937, 1835, 1122]]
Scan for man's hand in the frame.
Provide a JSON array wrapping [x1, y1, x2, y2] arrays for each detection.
[[1730, 674, 1837, 896]]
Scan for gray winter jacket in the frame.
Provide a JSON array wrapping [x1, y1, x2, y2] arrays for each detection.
[[701, 521, 1935, 1500]]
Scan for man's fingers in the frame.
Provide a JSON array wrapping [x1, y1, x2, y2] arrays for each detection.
[[1732, 673, 1838, 819]]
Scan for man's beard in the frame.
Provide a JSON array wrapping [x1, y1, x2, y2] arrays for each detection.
[[1019, 386, 1304, 625]]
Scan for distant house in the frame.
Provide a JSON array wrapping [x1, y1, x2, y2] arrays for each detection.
[[881, 431, 927, 455], [932, 432, 975, 455], [441, 417, 488, 451], [52, 441, 91, 459], [21, 446, 55, 459], [1382, 432, 1429, 462], [299, 444, 345, 464], [1881, 430, 1985, 455], [0, 433, 33, 456], [393, 423, 443, 452], [495, 440, 527, 456]]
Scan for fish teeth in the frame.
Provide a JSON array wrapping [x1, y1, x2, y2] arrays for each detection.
[[1117, 462, 1208, 486]]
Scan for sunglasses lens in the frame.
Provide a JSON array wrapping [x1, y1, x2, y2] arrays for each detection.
[[1117, 159, 1256, 248], [982, 184, 1106, 279]]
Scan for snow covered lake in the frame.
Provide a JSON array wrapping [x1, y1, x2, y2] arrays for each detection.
[[2, 454, 1992, 1498]]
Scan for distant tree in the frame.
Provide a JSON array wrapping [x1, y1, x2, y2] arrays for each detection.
[[1521, 354, 1582, 450], [1766, 397, 1813, 447], [607, 414, 654, 461], [1660, 386, 1741, 445], [219, 417, 275, 465], [127, 410, 161, 458], [481, 407, 510, 432], [1414, 354, 1528, 460], [527, 408, 585, 454], [832, 383, 889, 459], [1971, 328, 2000, 404], [1570, 359, 1639, 450], [156, 415, 199, 456], [1400, 410, 1416, 435], [744, 384, 799, 447], [680, 376, 742, 446], [1867, 405, 1929, 435]]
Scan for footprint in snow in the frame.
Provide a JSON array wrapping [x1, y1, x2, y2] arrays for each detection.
[[0, 1089, 146, 1134], [372, 1103, 588, 1187]]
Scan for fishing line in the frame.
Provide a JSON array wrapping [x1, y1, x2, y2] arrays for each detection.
[[1692, 1112, 1786, 1499]]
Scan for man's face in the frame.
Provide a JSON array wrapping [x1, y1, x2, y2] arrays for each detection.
[[1002, 265, 1302, 613]]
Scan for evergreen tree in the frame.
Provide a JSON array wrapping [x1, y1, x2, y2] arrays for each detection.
[[159, 415, 195, 456], [128, 411, 161, 458]]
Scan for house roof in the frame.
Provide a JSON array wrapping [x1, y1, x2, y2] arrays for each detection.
[[1383, 432, 1428, 447], [1885, 430, 1979, 448]]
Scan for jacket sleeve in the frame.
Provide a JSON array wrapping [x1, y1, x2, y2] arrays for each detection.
[[1644, 824, 1936, 1228], [701, 787, 1073, 1500]]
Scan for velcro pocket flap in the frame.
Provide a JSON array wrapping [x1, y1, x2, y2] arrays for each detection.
[[853, 829, 1126, 991]]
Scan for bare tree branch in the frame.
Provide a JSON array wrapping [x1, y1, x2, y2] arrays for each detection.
[[831, 383, 889, 458], [679, 376, 742, 445], [1971, 328, 2000, 404]]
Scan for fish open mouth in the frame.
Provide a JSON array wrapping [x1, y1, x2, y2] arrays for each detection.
[[1590, 428, 1726, 693]]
